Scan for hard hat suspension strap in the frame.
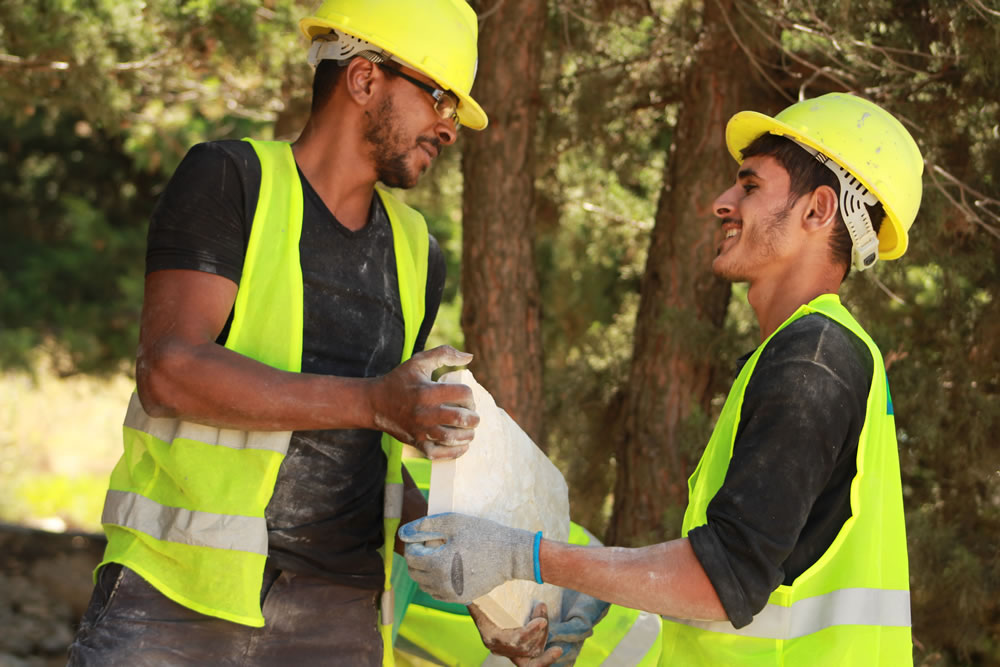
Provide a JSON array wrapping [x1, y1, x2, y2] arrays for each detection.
[[792, 139, 881, 271], [308, 30, 395, 68]]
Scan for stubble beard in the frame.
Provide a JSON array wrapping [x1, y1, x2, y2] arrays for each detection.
[[363, 96, 419, 190], [712, 202, 792, 283]]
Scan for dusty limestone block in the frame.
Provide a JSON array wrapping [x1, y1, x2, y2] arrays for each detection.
[[429, 370, 570, 629]]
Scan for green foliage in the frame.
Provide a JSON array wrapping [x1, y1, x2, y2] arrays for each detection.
[[536, 0, 678, 533], [0, 114, 150, 373], [0, 0, 313, 372], [0, 0, 311, 134]]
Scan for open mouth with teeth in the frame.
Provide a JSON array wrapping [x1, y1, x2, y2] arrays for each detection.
[[718, 225, 741, 254]]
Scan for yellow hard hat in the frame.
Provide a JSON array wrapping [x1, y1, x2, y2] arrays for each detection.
[[725, 93, 923, 260], [300, 0, 488, 131]]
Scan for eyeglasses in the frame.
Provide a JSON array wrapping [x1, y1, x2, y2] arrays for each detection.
[[378, 63, 461, 129]]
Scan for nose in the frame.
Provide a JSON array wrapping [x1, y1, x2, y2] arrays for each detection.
[[435, 118, 457, 146], [712, 183, 740, 219]]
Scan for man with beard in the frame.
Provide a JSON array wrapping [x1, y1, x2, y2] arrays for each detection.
[[401, 93, 923, 666], [68, 1, 490, 664]]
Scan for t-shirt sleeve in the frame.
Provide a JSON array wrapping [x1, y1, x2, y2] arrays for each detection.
[[413, 234, 446, 354], [687, 318, 870, 628], [145, 141, 258, 285]]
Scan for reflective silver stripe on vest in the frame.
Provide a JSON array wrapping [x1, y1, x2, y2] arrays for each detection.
[[102, 489, 269, 555], [123, 392, 292, 454], [663, 588, 910, 640], [384, 481, 404, 520], [602, 610, 662, 666], [380, 590, 395, 627]]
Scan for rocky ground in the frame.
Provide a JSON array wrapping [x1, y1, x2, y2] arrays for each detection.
[[0, 523, 105, 667]]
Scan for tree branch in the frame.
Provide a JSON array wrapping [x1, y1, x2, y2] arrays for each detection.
[[713, 0, 794, 103], [0, 53, 69, 70], [927, 162, 1000, 241]]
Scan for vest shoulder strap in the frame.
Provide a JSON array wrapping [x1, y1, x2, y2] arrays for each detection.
[[232, 138, 304, 372]]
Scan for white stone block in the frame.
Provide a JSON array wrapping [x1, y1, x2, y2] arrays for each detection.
[[429, 369, 570, 629]]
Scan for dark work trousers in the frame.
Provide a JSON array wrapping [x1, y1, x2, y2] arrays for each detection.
[[67, 563, 382, 666]]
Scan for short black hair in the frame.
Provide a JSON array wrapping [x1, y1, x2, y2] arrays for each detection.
[[310, 55, 400, 114], [740, 133, 886, 279], [311, 59, 347, 113]]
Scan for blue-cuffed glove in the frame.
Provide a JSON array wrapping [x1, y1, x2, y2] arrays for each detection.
[[544, 588, 611, 665], [400, 513, 538, 604]]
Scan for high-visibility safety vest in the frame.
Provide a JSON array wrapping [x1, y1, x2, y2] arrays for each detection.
[[659, 294, 911, 666], [393, 458, 664, 666], [98, 139, 427, 666]]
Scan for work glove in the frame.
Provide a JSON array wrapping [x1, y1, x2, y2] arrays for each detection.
[[400, 512, 538, 604], [543, 588, 611, 665], [472, 590, 610, 667]]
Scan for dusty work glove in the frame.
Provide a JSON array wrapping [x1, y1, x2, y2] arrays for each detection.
[[369, 345, 479, 459], [400, 513, 538, 604], [544, 588, 611, 665]]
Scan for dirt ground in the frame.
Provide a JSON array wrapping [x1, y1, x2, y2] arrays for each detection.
[[0, 523, 105, 667]]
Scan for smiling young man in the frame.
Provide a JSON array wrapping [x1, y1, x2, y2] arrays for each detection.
[[401, 93, 923, 666], [68, 1, 489, 665]]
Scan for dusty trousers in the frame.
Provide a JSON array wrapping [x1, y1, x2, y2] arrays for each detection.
[[67, 563, 382, 666]]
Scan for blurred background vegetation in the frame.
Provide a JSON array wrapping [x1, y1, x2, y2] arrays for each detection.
[[2, 0, 998, 664]]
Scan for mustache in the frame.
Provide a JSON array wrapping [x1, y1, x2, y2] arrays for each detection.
[[418, 135, 443, 151]]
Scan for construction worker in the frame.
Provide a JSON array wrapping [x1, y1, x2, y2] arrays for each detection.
[[67, 1, 493, 664], [402, 92, 921, 666]]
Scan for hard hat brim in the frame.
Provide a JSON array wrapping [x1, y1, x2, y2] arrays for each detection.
[[299, 16, 489, 131], [725, 110, 907, 260]]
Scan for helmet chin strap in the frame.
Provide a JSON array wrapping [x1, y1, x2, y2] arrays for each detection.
[[791, 139, 881, 272]]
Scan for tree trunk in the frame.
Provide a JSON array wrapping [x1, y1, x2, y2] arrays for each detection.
[[460, 0, 547, 445], [606, 0, 783, 546]]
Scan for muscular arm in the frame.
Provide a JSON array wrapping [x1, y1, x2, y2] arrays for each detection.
[[136, 268, 476, 443], [137, 269, 368, 430], [538, 538, 727, 621]]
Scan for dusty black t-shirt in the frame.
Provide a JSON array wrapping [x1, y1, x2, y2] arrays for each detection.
[[146, 140, 446, 589], [687, 313, 874, 628]]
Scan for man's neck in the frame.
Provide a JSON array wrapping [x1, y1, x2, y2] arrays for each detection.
[[748, 271, 842, 342], [292, 116, 377, 232]]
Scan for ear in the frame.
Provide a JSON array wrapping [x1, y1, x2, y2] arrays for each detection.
[[344, 57, 381, 106], [802, 184, 838, 233]]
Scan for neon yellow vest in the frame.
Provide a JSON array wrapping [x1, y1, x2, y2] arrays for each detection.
[[393, 459, 663, 666], [99, 141, 427, 666], [659, 294, 911, 666]]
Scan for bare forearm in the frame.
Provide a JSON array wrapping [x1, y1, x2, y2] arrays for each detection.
[[137, 339, 375, 432], [538, 537, 727, 621], [135, 271, 477, 444], [396, 466, 429, 555]]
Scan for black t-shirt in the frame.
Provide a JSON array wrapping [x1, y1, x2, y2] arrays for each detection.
[[146, 140, 446, 589], [687, 313, 874, 628]]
